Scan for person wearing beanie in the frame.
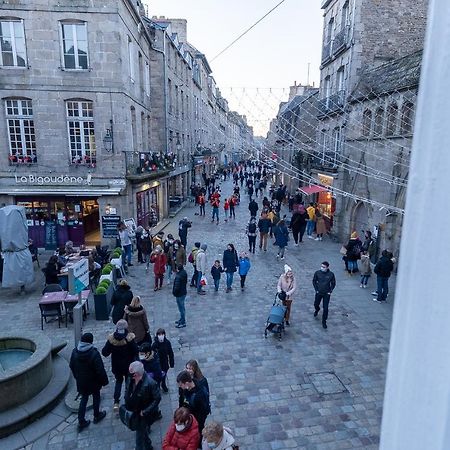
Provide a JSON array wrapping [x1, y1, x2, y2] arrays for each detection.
[[70, 333, 108, 431], [345, 231, 362, 275], [195, 244, 207, 295], [102, 319, 139, 413], [277, 265, 297, 326], [111, 279, 133, 324]]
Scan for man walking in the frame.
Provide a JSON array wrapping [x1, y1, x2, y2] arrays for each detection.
[[178, 217, 192, 249], [306, 202, 316, 239], [173, 264, 188, 328], [124, 361, 162, 450], [258, 212, 271, 251], [70, 332, 108, 431], [248, 198, 259, 218], [313, 261, 336, 329], [373, 250, 394, 303], [195, 244, 207, 295]]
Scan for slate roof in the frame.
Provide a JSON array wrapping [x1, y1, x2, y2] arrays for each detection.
[[350, 50, 423, 102]]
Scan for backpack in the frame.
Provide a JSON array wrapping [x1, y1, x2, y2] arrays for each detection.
[[248, 222, 257, 234], [188, 252, 194, 264]]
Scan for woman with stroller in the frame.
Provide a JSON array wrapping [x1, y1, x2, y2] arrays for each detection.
[[277, 265, 297, 327]]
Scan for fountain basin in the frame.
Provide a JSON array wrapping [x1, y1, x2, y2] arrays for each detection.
[[0, 334, 52, 411]]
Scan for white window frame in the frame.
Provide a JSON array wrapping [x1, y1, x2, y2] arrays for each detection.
[[0, 19, 27, 68], [5, 99, 36, 162], [337, 67, 345, 92], [144, 60, 150, 97], [128, 37, 135, 83], [66, 101, 96, 164], [59, 21, 89, 70]]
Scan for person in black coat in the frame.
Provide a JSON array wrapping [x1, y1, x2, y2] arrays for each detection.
[[125, 361, 162, 450], [44, 255, 60, 285], [178, 217, 192, 249], [70, 333, 108, 431], [151, 328, 174, 392], [173, 264, 188, 328], [222, 243, 239, 293], [102, 319, 138, 411], [111, 279, 133, 324], [374, 250, 394, 303], [248, 199, 259, 218]]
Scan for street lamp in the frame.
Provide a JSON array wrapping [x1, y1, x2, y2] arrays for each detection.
[[103, 119, 114, 153]]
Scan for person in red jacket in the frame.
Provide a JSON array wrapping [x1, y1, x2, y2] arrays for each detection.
[[162, 406, 199, 450], [223, 199, 229, 223], [150, 245, 167, 291]]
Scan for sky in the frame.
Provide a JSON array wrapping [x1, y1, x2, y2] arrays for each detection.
[[143, 0, 324, 136]]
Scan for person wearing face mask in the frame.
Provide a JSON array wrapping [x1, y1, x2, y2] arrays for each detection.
[[201, 422, 237, 450], [177, 370, 210, 445], [124, 361, 161, 450], [313, 261, 336, 329], [139, 342, 164, 385], [162, 406, 200, 450], [151, 328, 174, 393], [277, 265, 297, 326]]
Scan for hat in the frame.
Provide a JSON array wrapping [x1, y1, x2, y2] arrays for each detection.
[[201, 244, 207, 251], [351, 231, 358, 239], [194, 242, 201, 248], [116, 319, 128, 335], [81, 332, 93, 344], [284, 264, 292, 274]]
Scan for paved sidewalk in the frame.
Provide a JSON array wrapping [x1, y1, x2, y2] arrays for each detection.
[[1, 179, 395, 450]]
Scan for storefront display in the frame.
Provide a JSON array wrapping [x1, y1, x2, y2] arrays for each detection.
[[136, 187, 159, 228]]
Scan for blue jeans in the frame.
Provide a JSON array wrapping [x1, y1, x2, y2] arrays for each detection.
[[176, 295, 186, 325], [167, 264, 173, 280], [348, 260, 358, 272], [212, 207, 219, 221], [360, 274, 370, 286], [213, 278, 220, 291], [197, 271, 204, 293], [123, 244, 132, 265], [114, 374, 126, 403], [377, 276, 389, 301], [135, 417, 152, 450], [226, 271, 234, 289], [306, 220, 315, 236]]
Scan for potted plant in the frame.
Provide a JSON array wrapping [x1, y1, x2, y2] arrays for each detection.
[[93, 280, 114, 320]]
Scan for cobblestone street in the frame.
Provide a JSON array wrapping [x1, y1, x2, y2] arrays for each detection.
[[2, 180, 395, 450]]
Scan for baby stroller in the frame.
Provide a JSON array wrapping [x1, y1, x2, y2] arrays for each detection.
[[264, 293, 287, 340]]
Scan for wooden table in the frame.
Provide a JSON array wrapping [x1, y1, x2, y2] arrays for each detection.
[[39, 291, 68, 304]]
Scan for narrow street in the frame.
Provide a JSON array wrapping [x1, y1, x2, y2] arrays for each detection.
[[1, 178, 395, 450]]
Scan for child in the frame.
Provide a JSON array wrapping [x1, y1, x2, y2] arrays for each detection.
[[360, 251, 372, 288], [139, 342, 164, 384], [238, 252, 251, 291], [223, 199, 230, 222], [210, 260, 224, 292]]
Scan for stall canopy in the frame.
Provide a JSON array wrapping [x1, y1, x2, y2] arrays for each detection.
[[0, 205, 34, 288], [299, 185, 328, 195]]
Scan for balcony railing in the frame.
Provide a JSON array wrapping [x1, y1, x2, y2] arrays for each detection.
[[332, 26, 350, 56], [321, 41, 332, 64], [125, 151, 175, 178], [318, 90, 346, 116]]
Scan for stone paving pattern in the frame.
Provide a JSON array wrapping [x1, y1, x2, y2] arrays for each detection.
[[1, 179, 396, 450]]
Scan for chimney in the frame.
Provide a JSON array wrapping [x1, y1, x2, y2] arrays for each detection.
[[163, 19, 188, 43]]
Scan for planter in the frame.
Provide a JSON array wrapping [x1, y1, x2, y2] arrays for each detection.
[[93, 282, 114, 320], [110, 256, 123, 281], [99, 273, 113, 284]]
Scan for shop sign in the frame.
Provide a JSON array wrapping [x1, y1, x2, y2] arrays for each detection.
[[102, 215, 121, 239], [69, 258, 89, 295], [318, 173, 334, 186], [14, 174, 88, 185]]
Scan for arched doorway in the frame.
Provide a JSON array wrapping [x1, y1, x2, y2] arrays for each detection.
[[352, 202, 369, 236]]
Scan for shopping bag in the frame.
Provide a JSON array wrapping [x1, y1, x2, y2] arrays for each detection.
[[340, 245, 347, 255], [200, 275, 208, 286]]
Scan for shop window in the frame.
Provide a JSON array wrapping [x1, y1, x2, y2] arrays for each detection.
[[66, 100, 96, 166], [0, 18, 27, 67], [5, 98, 37, 164], [60, 21, 89, 70]]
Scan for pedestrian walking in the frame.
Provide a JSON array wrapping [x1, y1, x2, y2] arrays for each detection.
[[258, 212, 271, 251], [248, 198, 258, 218], [118, 221, 133, 266], [277, 265, 296, 326], [202, 422, 237, 450], [373, 250, 394, 303], [173, 264, 188, 328], [359, 251, 372, 288], [223, 243, 239, 293], [361, 230, 377, 263], [135, 226, 144, 263], [195, 244, 208, 295], [141, 228, 152, 271], [229, 196, 236, 219], [178, 217, 192, 249], [223, 198, 230, 222], [111, 279, 133, 325], [162, 407, 200, 450], [238, 252, 251, 291], [163, 234, 175, 281], [175, 241, 187, 267], [185, 359, 210, 396], [199, 193, 206, 216], [123, 296, 150, 346], [313, 261, 336, 329], [151, 328, 174, 393], [139, 342, 164, 385], [102, 319, 139, 413], [274, 219, 289, 260], [69, 332, 108, 432], [246, 217, 257, 253], [210, 260, 224, 292], [188, 242, 201, 287], [124, 361, 162, 450], [177, 370, 210, 442], [346, 232, 362, 275], [314, 210, 327, 241], [211, 197, 220, 224], [306, 202, 316, 238], [150, 245, 167, 291], [290, 205, 307, 245]]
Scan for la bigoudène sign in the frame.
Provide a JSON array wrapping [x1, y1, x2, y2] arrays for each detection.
[[14, 174, 87, 185]]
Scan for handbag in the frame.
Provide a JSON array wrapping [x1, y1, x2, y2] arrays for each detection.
[[340, 245, 347, 255], [119, 404, 140, 431]]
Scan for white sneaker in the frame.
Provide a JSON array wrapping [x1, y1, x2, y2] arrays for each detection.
[[308, 235, 314, 239], [360, 284, 363, 288], [280, 257, 285, 260], [314, 237, 320, 241], [363, 285, 367, 289], [294, 243, 299, 247]]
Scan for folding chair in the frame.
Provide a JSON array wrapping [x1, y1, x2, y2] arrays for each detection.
[[39, 302, 63, 330]]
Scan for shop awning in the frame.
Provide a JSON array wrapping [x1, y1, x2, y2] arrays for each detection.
[[0, 186, 123, 196], [299, 185, 328, 195]]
